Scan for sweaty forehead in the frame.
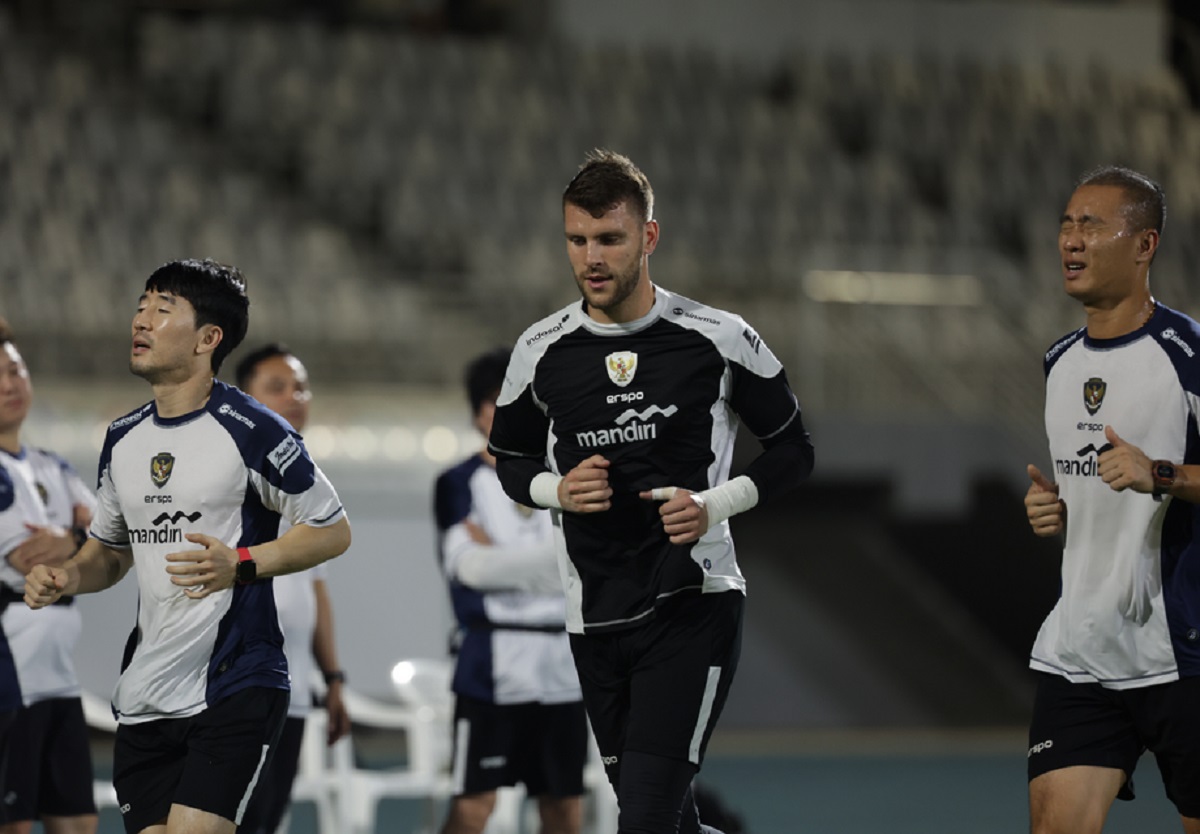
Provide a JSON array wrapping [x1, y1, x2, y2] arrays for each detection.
[[1064, 185, 1127, 218]]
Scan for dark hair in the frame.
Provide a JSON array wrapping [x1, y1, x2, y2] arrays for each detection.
[[1077, 165, 1166, 236], [0, 317, 13, 347], [234, 342, 292, 391], [465, 348, 510, 416], [144, 258, 249, 374], [563, 149, 655, 222]]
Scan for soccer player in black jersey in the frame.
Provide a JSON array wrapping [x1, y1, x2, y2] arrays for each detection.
[[488, 150, 814, 833]]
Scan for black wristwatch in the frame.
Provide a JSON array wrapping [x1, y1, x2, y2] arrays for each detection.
[[324, 670, 346, 685], [1152, 460, 1177, 499], [235, 547, 257, 585]]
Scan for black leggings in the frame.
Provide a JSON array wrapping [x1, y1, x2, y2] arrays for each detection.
[[614, 750, 724, 834]]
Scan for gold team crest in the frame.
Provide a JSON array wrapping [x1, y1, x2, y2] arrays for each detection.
[[35, 482, 49, 505], [150, 452, 175, 488], [1083, 377, 1106, 416], [606, 351, 638, 387]]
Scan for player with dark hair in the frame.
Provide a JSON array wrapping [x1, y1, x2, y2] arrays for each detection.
[[488, 150, 814, 833], [0, 318, 97, 834], [233, 343, 351, 834], [1024, 166, 1200, 834], [25, 259, 351, 834], [435, 347, 587, 834]]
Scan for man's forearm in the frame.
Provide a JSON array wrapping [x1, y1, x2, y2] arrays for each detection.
[[248, 517, 352, 578], [68, 538, 134, 595]]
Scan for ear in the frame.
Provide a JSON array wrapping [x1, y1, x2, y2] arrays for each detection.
[[195, 323, 224, 360], [643, 219, 660, 257], [1136, 228, 1159, 264]]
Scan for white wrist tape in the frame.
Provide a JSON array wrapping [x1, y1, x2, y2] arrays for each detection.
[[696, 475, 759, 527], [529, 472, 564, 509]]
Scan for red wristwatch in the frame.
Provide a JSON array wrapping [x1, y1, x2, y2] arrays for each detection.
[[235, 547, 257, 584], [1151, 460, 1177, 499]]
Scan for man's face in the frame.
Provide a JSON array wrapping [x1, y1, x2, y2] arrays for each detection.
[[1059, 184, 1150, 307], [0, 343, 32, 434], [564, 199, 657, 324], [244, 354, 312, 433], [130, 290, 210, 383]]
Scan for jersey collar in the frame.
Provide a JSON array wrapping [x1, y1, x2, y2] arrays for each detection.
[[1083, 303, 1163, 351]]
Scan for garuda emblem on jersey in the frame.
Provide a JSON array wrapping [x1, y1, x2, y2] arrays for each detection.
[[150, 452, 175, 488], [606, 351, 638, 387], [35, 481, 49, 505], [1083, 377, 1106, 416]]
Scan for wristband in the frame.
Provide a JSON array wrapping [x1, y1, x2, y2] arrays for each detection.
[[696, 475, 760, 528], [323, 670, 346, 685], [235, 547, 257, 585], [529, 472, 564, 509]]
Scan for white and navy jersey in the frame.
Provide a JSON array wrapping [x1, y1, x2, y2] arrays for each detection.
[[435, 455, 580, 705], [1031, 304, 1200, 690], [272, 561, 325, 718], [489, 287, 814, 634], [90, 381, 345, 724], [0, 447, 95, 707]]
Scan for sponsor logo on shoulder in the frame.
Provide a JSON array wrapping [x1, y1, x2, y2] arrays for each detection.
[[218, 403, 256, 429], [1162, 327, 1195, 357], [1045, 330, 1083, 363], [1028, 739, 1053, 757], [742, 328, 761, 354], [268, 435, 302, 474], [672, 306, 720, 326], [525, 313, 570, 346], [110, 404, 153, 430]]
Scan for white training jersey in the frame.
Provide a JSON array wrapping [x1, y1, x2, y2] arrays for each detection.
[[272, 559, 327, 718], [435, 455, 581, 705], [0, 446, 95, 706], [91, 382, 345, 724], [1031, 304, 1200, 689]]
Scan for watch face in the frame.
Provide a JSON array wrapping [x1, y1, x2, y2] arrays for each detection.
[[1156, 462, 1177, 481], [236, 559, 256, 583]]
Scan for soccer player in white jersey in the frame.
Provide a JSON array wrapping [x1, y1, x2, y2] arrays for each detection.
[[234, 344, 350, 834], [1024, 167, 1200, 834], [435, 349, 586, 834], [0, 318, 97, 834], [24, 259, 351, 834], [488, 151, 814, 833]]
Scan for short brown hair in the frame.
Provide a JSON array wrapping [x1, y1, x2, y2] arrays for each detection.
[[563, 149, 655, 222], [0, 317, 13, 346]]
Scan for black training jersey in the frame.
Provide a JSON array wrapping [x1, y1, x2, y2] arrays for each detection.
[[489, 286, 812, 634]]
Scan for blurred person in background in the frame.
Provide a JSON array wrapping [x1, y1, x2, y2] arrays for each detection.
[[0, 317, 97, 834], [1024, 166, 1200, 834], [488, 150, 814, 834], [235, 344, 351, 834], [25, 259, 351, 834], [434, 347, 586, 834]]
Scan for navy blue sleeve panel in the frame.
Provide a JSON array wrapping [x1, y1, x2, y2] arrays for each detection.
[[97, 402, 154, 488], [1151, 306, 1200, 398], [434, 457, 482, 532], [728, 363, 814, 503], [0, 466, 12, 512], [209, 382, 317, 495], [1043, 328, 1085, 378], [489, 383, 551, 507]]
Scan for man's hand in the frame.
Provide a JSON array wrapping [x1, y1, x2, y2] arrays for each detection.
[[325, 682, 351, 745], [559, 455, 612, 513], [1098, 426, 1154, 493], [464, 520, 493, 545], [165, 533, 238, 599], [640, 486, 710, 545], [1025, 464, 1065, 537], [8, 524, 76, 574], [25, 564, 69, 609]]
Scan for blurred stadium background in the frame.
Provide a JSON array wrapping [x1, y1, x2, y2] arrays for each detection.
[[4, 0, 1199, 830]]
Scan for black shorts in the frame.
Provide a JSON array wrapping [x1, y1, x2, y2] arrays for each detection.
[[1028, 671, 1200, 816], [570, 590, 743, 779], [449, 695, 588, 797], [239, 715, 306, 834], [113, 687, 288, 834], [3, 697, 96, 822]]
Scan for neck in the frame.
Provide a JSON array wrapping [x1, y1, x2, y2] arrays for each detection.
[[153, 373, 215, 419], [1084, 292, 1156, 340], [0, 428, 19, 455]]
